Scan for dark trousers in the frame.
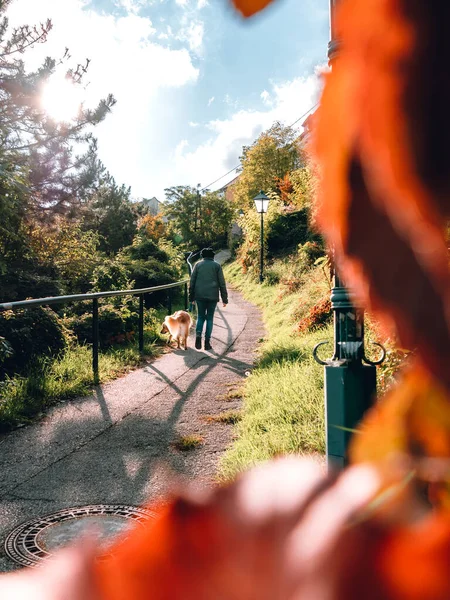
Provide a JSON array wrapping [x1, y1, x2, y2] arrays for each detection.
[[195, 300, 217, 339]]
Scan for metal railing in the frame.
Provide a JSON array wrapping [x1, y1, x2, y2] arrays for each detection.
[[0, 280, 189, 384]]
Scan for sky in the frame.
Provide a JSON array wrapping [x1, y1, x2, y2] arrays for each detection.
[[7, 0, 330, 201]]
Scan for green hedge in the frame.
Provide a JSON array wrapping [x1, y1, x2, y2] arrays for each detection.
[[63, 301, 139, 346], [0, 307, 67, 373]]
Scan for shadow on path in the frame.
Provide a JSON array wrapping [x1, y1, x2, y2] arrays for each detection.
[[0, 285, 264, 573]]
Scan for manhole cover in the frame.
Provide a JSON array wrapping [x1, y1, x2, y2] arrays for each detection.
[[5, 504, 156, 567]]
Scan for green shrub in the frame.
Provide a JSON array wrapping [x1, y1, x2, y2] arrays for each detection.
[[264, 268, 280, 285], [63, 301, 139, 346], [123, 238, 168, 262], [0, 336, 13, 364], [0, 269, 61, 304], [267, 209, 309, 257], [119, 236, 184, 307], [0, 307, 67, 373], [297, 241, 324, 270], [91, 260, 133, 293]]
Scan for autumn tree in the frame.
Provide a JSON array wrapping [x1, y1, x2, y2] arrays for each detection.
[[232, 122, 302, 210], [164, 186, 233, 248], [138, 214, 166, 243]]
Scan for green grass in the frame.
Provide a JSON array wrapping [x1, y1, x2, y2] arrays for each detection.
[[172, 434, 204, 451], [218, 261, 330, 480], [204, 410, 242, 424], [0, 303, 178, 431]]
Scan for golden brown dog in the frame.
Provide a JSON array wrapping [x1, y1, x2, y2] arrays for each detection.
[[160, 310, 193, 350]]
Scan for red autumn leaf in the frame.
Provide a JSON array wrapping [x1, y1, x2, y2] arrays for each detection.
[[350, 364, 450, 466], [230, 0, 275, 18], [2, 460, 450, 599], [313, 0, 450, 390], [91, 458, 450, 600], [378, 513, 450, 600], [94, 458, 328, 600]]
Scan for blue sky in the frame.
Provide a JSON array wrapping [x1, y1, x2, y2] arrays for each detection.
[[8, 0, 330, 200]]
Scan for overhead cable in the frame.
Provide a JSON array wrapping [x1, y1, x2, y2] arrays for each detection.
[[201, 102, 319, 192]]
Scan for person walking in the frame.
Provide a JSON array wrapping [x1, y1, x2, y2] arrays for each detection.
[[189, 248, 228, 351]]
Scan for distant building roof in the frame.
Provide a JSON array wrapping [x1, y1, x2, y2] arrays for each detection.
[[142, 196, 161, 205], [218, 174, 240, 193], [141, 196, 162, 215]]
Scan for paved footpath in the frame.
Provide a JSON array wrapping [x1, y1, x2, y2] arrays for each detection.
[[0, 254, 265, 571]]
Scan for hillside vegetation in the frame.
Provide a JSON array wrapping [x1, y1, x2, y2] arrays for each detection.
[[216, 118, 407, 478], [219, 256, 406, 479], [219, 259, 331, 479]]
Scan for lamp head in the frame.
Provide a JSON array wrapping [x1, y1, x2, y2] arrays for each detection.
[[253, 190, 270, 214]]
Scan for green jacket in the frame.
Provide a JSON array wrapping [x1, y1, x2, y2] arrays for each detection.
[[189, 258, 228, 303]]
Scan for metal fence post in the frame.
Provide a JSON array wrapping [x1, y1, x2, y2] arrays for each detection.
[[0, 279, 190, 385], [92, 298, 99, 384], [139, 294, 144, 353]]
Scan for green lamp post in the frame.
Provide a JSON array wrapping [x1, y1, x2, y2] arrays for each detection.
[[312, 0, 386, 470], [313, 273, 386, 469], [254, 191, 270, 283]]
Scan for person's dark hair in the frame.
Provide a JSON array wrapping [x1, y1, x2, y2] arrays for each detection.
[[201, 247, 215, 259]]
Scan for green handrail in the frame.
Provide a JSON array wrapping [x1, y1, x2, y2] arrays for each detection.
[[0, 279, 189, 384]]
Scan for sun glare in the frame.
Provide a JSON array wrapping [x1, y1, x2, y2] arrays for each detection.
[[41, 76, 83, 122]]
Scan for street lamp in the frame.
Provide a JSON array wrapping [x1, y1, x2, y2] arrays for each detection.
[[253, 191, 270, 283]]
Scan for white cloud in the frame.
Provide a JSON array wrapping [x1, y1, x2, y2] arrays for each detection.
[[176, 20, 204, 53], [7, 1, 199, 98], [260, 89, 271, 105], [175, 139, 189, 159], [197, 0, 208, 8], [189, 121, 199, 127], [5, 0, 324, 202], [6, 0, 199, 196], [224, 93, 238, 109], [114, 0, 147, 15], [174, 73, 321, 191], [176, 0, 189, 5]]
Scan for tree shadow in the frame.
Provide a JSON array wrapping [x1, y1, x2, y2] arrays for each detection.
[[0, 289, 255, 566], [257, 345, 309, 368]]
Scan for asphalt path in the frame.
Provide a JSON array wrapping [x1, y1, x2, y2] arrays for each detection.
[[0, 252, 265, 571]]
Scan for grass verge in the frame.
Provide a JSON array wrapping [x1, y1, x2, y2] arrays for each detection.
[[218, 261, 330, 481]]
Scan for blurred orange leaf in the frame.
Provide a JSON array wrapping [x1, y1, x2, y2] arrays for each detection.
[[231, 0, 275, 18], [94, 458, 328, 600], [314, 0, 450, 390], [92, 458, 450, 600], [351, 365, 450, 466], [378, 513, 450, 600]]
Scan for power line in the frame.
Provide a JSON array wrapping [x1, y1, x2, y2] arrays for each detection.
[[201, 102, 319, 192], [201, 166, 240, 192], [288, 102, 319, 127]]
